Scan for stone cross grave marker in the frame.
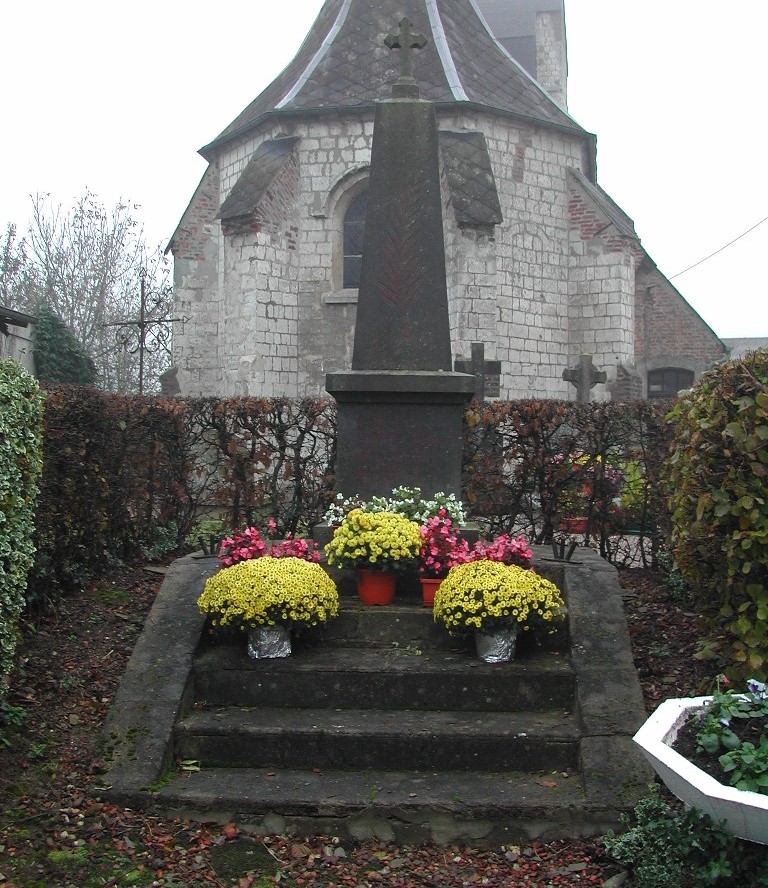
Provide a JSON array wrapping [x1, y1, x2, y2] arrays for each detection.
[[454, 343, 501, 400], [562, 354, 607, 403]]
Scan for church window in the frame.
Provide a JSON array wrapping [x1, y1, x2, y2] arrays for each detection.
[[647, 368, 694, 399], [342, 191, 367, 288]]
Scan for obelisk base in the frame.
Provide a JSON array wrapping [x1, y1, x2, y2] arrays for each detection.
[[326, 371, 474, 501]]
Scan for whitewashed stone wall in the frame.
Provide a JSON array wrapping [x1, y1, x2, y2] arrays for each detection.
[[535, 10, 568, 109], [453, 110, 586, 399], [173, 109, 629, 402], [0, 322, 35, 375]]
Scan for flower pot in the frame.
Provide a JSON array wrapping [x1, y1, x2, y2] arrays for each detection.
[[357, 570, 396, 606], [560, 516, 588, 534], [247, 625, 292, 659], [634, 696, 768, 844], [475, 624, 519, 663], [419, 578, 442, 608]]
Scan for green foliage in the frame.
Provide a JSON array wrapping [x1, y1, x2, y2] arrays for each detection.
[[663, 350, 768, 677], [183, 515, 230, 554], [139, 521, 179, 561], [0, 360, 43, 702], [31, 302, 96, 385], [26, 388, 192, 606], [605, 787, 768, 887]]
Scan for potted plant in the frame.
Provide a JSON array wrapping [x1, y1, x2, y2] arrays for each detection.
[[553, 453, 624, 534], [217, 520, 320, 567], [324, 509, 422, 605], [417, 512, 471, 607], [470, 532, 533, 568], [634, 678, 768, 844], [432, 561, 564, 663], [197, 556, 339, 659]]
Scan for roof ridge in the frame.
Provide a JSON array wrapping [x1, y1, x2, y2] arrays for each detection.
[[275, 0, 353, 110], [425, 0, 468, 101]]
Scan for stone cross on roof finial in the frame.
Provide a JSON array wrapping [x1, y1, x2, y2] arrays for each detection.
[[384, 17, 427, 99]]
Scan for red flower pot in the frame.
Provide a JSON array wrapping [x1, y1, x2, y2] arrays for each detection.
[[357, 570, 396, 605], [419, 578, 442, 608], [560, 516, 588, 534]]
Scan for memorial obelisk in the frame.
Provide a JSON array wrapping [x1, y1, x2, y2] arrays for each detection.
[[325, 18, 475, 500]]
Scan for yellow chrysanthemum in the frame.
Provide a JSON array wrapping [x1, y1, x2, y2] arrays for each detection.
[[198, 556, 339, 629], [325, 510, 422, 571], [433, 561, 564, 633]]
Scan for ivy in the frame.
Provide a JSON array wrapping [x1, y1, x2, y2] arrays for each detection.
[[0, 360, 43, 702]]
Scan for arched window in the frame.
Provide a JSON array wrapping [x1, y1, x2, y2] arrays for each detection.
[[342, 191, 367, 289], [647, 368, 694, 399]]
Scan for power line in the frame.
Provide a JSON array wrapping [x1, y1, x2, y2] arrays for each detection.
[[670, 214, 768, 279]]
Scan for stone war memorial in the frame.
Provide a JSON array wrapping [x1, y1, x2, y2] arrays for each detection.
[[326, 17, 474, 500], [102, 14, 652, 846]]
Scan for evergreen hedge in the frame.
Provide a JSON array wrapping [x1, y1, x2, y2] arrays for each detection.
[[0, 360, 43, 700]]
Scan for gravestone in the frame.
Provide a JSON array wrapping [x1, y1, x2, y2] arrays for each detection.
[[454, 342, 501, 400], [326, 19, 475, 500], [562, 354, 607, 403]]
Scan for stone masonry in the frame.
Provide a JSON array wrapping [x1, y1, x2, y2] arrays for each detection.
[[169, 0, 725, 402]]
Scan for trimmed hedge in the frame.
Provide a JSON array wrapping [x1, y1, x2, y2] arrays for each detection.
[[0, 360, 43, 698], [27, 391, 670, 608], [664, 349, 768, 677]]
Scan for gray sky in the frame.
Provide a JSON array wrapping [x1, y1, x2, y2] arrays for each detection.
[[1, 0, 765, 338]]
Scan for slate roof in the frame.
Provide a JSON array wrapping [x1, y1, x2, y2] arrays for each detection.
[[218, 138, 299, 221], [203, 0, 583, 154], [439, 131, 503, 226], [722, 338, 768, 359]]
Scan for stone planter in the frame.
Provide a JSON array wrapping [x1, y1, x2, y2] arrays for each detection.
[[633, 696, 768, 844]]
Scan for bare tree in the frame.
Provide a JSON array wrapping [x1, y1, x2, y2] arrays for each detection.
[[3, 193, 173, 393], [0, 223, 38, 311]]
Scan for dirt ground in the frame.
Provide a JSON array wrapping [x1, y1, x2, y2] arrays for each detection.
[[0, 559, 711, 887]]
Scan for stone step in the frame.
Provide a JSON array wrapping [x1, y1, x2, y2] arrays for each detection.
[[175, 707, 579, 772], [194, 642, 575, 712], [150, 766, 595, 846], [320, 601, 569, 651]]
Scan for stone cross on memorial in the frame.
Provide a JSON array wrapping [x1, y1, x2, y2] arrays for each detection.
[[325, 22, 475, 500], [384, 17, 427, 96], [562, 354, 607, 403]]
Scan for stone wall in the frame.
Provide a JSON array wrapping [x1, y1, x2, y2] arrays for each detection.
[[171, 105, 723, 402], [0, 322, 35, 375], [170, 163, 221, 395], [535, 10, 568, 109]]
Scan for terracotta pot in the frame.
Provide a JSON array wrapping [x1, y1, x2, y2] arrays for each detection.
[[357, 569, 396, 605], [419, 577, 442, 608], [560, 516, 588, 534]]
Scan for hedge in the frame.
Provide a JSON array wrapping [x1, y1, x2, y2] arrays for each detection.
[[0, 360, 43, 700], [26, 390, 670, 607]]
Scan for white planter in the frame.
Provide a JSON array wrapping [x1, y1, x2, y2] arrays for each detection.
[[634, 696, 768, 844]]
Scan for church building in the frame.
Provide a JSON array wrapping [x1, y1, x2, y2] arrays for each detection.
[[169, 0, 725, 401]]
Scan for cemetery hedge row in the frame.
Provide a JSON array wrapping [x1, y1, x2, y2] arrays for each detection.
[[0, 361, 43, 702], [665, 350, 768, 677], [25, 388, 671, 609]]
